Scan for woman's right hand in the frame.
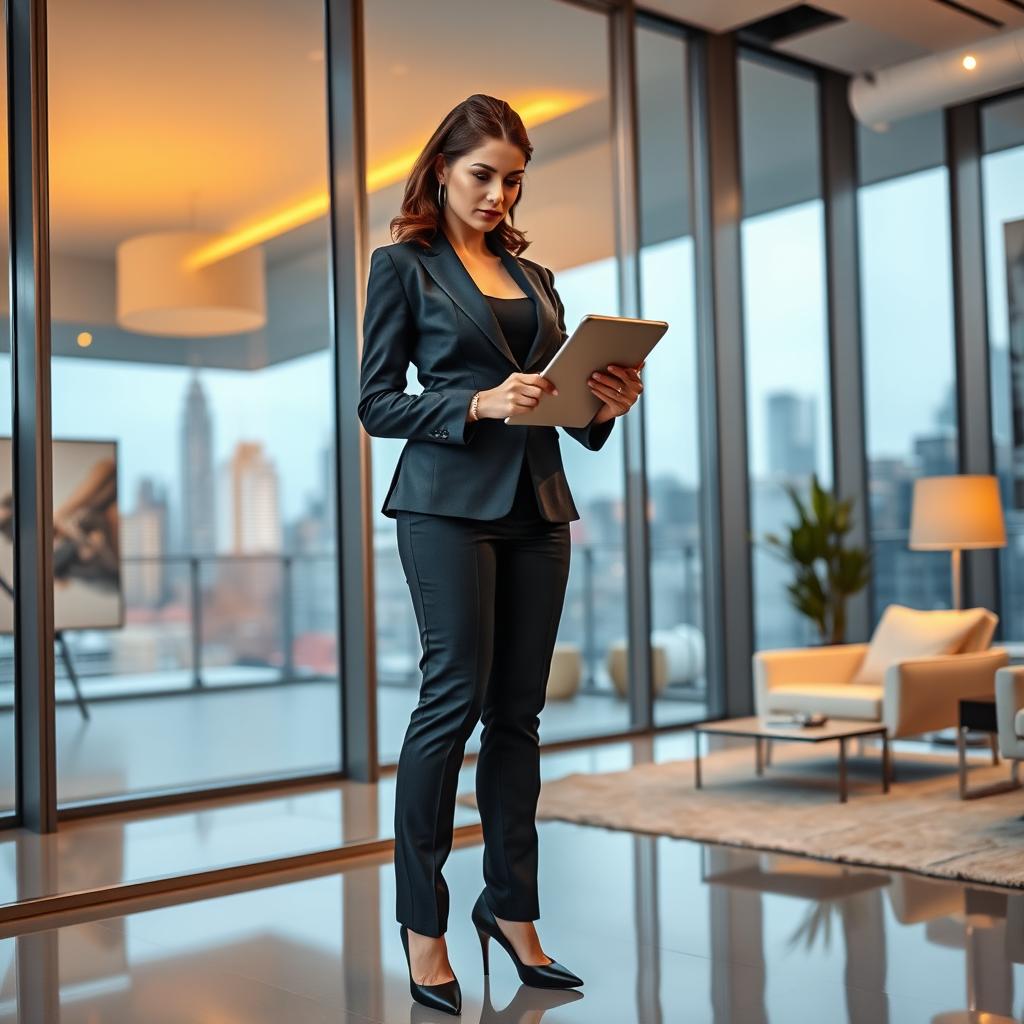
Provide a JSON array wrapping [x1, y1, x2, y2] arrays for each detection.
[[477, 373, 558, 420]]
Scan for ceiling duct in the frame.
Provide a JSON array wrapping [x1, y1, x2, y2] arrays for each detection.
[[849, 27, 1024, 130]]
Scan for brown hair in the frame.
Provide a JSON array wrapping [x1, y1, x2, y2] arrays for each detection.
[[390, 94, 533, 254]]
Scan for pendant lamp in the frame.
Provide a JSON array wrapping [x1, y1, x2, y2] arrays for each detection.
[[116, 230, 266, 337]]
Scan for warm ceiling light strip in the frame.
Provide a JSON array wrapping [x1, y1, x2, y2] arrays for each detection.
[[186, 95, 587, 270], [186, 193, 329, 269]]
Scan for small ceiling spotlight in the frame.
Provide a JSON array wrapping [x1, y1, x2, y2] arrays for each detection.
[[962, 54, 977, 71], [76, 332, 92, 348]]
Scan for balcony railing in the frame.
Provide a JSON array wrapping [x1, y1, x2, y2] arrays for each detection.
[[0, 540, 708, 706]]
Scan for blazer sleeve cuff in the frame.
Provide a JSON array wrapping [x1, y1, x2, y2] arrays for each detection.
[[563, 414, 615, 452], [427, 388, 480, 445]]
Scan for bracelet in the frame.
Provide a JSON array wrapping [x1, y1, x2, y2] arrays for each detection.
[[469, 392, 481, 422]]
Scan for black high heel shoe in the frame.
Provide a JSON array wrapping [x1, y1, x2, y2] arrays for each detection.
[[471, 891, 583, 990], [399, 924, 462, 1017]]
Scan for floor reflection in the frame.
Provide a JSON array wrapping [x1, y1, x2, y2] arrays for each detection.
[[3, 821, 1024, 1021], [0, 730, 691, 911]]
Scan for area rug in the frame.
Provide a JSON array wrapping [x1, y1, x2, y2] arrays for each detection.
[[457, 742, 1024, 889]]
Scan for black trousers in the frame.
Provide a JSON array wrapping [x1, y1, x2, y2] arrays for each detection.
[[393, 507, 571, 937]]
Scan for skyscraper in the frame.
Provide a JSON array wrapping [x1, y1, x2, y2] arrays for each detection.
[[766, 392, 818, 479], [180, 372, 216, 555], [122, 478, 168, 608], [219, 441, 282, 554]]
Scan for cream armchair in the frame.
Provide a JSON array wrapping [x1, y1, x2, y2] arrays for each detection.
[[995, 666, 1024, 779], [753, 607, 1007, 741]]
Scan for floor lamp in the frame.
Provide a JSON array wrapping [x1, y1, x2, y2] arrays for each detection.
[[908, 475, 1006, 611]]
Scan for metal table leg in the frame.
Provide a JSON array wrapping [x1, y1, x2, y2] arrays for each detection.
[[957, 725, 968, 800], [694, 731, 702, 790], [755, 736, 764, 777], [958, 725, 1022, 800], [838, 736, 848, 803], [881, 733, 890, 794]]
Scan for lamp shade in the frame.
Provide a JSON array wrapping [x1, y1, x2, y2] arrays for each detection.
[[116, 230, 266, 337], [909, 475, 1006, 550]]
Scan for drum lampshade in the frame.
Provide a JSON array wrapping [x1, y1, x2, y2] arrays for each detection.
[[116, 230, 266, 337]]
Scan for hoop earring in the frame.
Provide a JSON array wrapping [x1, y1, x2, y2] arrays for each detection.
[[437, 182, 447, 209]]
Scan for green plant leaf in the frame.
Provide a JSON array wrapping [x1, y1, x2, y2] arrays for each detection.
[[757, 472, 871, 644]]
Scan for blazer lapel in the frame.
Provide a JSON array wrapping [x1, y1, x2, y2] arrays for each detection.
[[417, 231, 517, 367]]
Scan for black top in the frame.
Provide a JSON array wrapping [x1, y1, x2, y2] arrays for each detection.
[[486, 295, 541, 521]]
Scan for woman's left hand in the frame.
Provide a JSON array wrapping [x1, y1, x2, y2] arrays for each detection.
[[589, 360, 645, 425]]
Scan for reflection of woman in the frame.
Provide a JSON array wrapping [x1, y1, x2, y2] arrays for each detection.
[[358, 95, 643, 1016]]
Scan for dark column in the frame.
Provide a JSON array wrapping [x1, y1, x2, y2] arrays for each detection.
[[8, 0, 57, 832], [691, 33, 753, 717], [820, 71, 872, 641], [326, 0, 377, 780], [946, 102, 1000, 618], [610, 0, 654, 729]]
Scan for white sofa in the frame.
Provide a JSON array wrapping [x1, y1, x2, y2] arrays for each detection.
[[754, 606, 1007, 741], [995, 666, 1024, 782]]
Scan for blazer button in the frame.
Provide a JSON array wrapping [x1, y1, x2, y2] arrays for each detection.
[[440, 428, 449, 438]]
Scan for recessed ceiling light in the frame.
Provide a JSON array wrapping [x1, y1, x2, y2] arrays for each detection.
[[77, 331, 92, 348], [962, 54, 978, 71]]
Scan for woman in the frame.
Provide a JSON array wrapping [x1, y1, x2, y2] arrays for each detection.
[[358, 94, 643, 1017]]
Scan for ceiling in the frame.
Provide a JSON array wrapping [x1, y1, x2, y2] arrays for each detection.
[[35, 0, 1024, 266], [644, 0, 1024, 73], [30, 0, 622, 369], [3, 0, 1020, 372]]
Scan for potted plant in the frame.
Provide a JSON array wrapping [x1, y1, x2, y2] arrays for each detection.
[[758, 474, 871, 646]]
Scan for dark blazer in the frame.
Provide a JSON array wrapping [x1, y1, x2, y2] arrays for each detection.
[[358, 228, 615, 522]]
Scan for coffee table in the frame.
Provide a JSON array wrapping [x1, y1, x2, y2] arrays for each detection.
[[693, 717, 890, 803]]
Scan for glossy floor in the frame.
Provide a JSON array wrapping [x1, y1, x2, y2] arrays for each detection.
[[0, 731, 997, 913], [3, 818, 1023, 1022], [0, 732, 692, 909]]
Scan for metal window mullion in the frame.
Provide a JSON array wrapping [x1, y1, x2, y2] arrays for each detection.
[[610, 0, 653, 729], [325, 0, 377, 780], [691, 32, 752, 718], [8, 0, 56, 833], [946, 102, 999, 617], [820, 70, 872, 641]]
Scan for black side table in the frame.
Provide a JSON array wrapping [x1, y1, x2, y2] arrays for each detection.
[[957, 697, 1022, 800]]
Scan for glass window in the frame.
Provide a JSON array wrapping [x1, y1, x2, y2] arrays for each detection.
[[636, 26, 707, 724], [364, 0, 627, 762], [858, 113, 957, 619], [47, 0, 341, 805], [739, 55, 834, 651], [983, 93, 1024, 639]]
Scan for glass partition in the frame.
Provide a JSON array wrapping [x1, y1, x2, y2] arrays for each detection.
[[46, 0, 341, 805], [858, 113, 957, 620], [739, 54, 833, 651], [364, 0, 628, 761]]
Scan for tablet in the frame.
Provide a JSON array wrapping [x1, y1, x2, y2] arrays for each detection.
[[504, 314, 669, 427]]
